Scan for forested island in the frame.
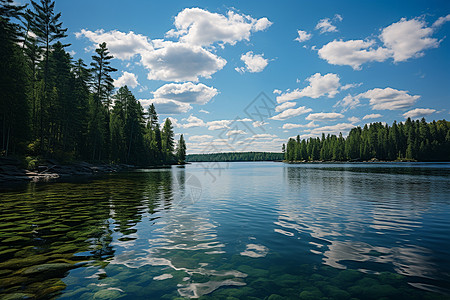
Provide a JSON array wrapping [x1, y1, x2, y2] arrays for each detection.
[[283, 119, 450, 162], [187, 152, 284, 162], [0, 0, 186, 169]]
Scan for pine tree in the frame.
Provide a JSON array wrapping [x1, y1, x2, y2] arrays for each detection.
[[29, 0, 67, 153], [89, 42, 117, 160], [162, 118, 175, 163], [147, 104, 158, 130], [176, 134, 186, 164], [91, 42, 117, 105], [72, 59, 91, 158], [0, 0, 29, 156]]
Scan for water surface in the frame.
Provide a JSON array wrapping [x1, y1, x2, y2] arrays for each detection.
[[1, 162, 449, 299]]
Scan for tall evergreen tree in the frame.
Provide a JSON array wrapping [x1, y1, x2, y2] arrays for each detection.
[[161, 118, 175, 162], [89, 42, 117, 160], [0, 0, 29, 156], [147, 104, 158, 130], [91, 42, 117, 106], [176, 134, 186, 164], [70, 59, 91, 158], [29, 0, 67, 153]]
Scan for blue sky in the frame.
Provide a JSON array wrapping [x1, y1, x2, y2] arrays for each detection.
[[50, 0, 449, 153]]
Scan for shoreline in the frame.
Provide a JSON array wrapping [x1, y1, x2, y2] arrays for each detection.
[[0, 157, 184, 185]]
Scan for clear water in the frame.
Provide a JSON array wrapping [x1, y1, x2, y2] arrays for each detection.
[[1, 162, 450, 299]]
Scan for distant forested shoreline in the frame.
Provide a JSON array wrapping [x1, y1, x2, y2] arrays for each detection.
[[187, 152, 284, 162], [0, 0, 186, 168], [283, 119, 450, 162]]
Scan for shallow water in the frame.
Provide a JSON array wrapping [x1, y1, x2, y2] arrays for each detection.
[[1, 162, 450, 299]]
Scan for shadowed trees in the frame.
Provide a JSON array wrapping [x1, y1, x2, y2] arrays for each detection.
[[0, 0, 184, 165], [284, 118, 450, 162]]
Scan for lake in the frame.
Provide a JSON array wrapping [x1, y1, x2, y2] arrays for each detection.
[[1, 162, 450, 299]]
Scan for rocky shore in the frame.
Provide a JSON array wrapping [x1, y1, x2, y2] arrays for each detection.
[[0, 157, 133, 184]]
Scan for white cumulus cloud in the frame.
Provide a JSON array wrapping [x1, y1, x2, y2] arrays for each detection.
[[334, 94, 361, 111], [433, 14, 450, 28], [403, 108, 436, 119], [276, 73, 341, 103], [253, 121, 268, 128], [270, 106, 313, 121], [226, 129, 247, 136], [359, 87, 419, 110], [380, 18, 439, 62], [166, 8, 272, 46], [306, 112, 344, 121], [282, 121, 318, 129], [309, 122, 356, 135], [236, 51, 269, 73], [189, 135, 213, 142], [295, 30, 312, 42], [75, 29, 152, 60], [207, 120, 232, 130], [153, 82, 218, 105], [315, 17, 338, 33], [318, 39, 391, 70], [275, 101, 296, 112], [317, 15, 448, 69], [114, 71, 139, 88], [348, 116, 360, 123], [181, 115, 206, 128], [139, 98, 191, 114], [362, 113, 382, 120], [141, 41, 226, 82]]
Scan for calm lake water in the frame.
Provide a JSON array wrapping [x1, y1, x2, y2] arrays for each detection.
[[1, 162, 450, 299]]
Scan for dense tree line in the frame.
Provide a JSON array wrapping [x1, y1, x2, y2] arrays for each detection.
[[283, 119, 450, 162], [187, 152, 284, 162], [0, 0, 186, 166]]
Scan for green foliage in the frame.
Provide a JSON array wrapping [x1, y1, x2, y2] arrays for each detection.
[[1, 0, 29, 156], [176, 134, 186, 164], [187, 152, 284, 162], [0, 1, 184, 165], [162, 118, 175, 163], [25, 156, 38, 170], [284, 118, 450, 162]]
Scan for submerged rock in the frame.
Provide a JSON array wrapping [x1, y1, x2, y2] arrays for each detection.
[[0, 276, 29, 287], [1, 292, 34, 300], [0, 255, 48, 269], [20, 262, 74, 275], [93, 289, 123, 299]]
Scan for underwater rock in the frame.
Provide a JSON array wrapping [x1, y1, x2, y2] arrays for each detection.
[[267, 294, 285, 300], [322, 285, 351, 300], [334, 269, 362, 285], [0, 276, 29, 287], [38, 284, 66, 298], [2, 236, 29, 243], [273, 273, 299, 287], [1, 292, 34, 300], [378, 272, 404, 285], [237, 265, 269, 278], [93, 289, 123, 299], [299, 286, 324, 300], [0, 269, 13, 276], [20, 263, 74, 275], [362, 284, 397, 299], [249, 278, 275, 294], [299, 289, 323, 300], [212, 286, 254, 299], [58, 287, 89, 298], [0, 255, 48, 269]]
